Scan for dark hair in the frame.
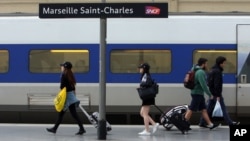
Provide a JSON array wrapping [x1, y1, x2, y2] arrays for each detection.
[[197, 58, 208, 66], [139, 63, 151, 80], [63, 69, 76, 87], [216, 56, 226, 65]]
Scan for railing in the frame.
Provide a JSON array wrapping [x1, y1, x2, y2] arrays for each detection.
[[27, 93, 90, 110]]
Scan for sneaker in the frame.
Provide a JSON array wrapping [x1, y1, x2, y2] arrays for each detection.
[[75, 129, 86, 135], [46, 128, 56, 134], [138, 130, 151, 136], [152, 123, 159, 134], [199, 123, 208, 128], [208, 124, 219, 130], [232, 121, 240, 125]]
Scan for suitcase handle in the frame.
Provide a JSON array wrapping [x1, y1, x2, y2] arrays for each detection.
[[154, 105, 165, 115], [79, 105, 91, 119]]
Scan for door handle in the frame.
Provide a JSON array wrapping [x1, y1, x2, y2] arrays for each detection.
[[241, 74, 247, 83]]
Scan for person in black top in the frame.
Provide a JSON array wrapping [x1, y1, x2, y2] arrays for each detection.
[[137, 63, 159, 136], [199, 56, 240, 127], [46, 61, 86, 135]]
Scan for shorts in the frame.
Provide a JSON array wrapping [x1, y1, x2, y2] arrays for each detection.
[[142, 98, 155, 106], [188, 94, 206, 112]]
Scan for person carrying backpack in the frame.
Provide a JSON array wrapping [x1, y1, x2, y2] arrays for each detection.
[[199, 56, 240, 127], [184, 58, 219, 130]]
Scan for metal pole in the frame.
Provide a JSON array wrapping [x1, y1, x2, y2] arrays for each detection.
[[98, 0, 107, 140]]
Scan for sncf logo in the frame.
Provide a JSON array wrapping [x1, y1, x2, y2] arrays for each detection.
[[145, 6, 160, 15]]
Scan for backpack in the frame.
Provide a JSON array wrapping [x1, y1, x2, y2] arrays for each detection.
[[183, 70, 196, 89]]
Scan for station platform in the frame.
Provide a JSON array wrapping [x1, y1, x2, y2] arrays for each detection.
[[0, 123, 229, 141]]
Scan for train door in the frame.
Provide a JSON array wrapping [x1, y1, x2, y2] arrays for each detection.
[[236, 24, 250, 116]]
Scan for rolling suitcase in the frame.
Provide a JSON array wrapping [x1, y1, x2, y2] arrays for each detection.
[[79, 105, 112, 132], [169, 109, 191, 134], [158, 105, 188, 131]]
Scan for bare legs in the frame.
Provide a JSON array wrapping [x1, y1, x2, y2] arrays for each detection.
[[140, 105, 156, 132], [184, 109, 192, 121], [201, 109, 213, 125], [185, 109, 213, 126]]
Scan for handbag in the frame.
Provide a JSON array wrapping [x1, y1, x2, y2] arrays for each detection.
[[54, 87, 67, 112], [137, 83, 159, 100]]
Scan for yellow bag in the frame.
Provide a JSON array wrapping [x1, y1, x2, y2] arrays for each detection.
[[54, 87, 66, 112]]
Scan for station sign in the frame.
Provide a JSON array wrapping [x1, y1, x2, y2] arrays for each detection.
[[39, 3, 168, 18]]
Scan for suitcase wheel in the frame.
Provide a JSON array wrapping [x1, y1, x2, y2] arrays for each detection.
[[107, 127, 112, 131]]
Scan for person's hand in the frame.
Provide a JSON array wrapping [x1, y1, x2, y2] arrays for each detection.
[[217, 97, 220, 101], [210, 95, 214, 99]]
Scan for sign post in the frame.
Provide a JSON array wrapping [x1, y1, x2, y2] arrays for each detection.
[[39, 2, 168, 140], [98, 0, 107, 140]]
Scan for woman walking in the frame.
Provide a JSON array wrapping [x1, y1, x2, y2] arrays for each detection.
[[46, 61, 86, 135], [138, 63, 159, 136]]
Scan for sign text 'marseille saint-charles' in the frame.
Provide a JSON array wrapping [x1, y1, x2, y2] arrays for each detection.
[[39, 3, 168, 18]]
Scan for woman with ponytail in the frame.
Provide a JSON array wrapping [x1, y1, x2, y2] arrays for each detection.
[[46, 61, 86, 135]]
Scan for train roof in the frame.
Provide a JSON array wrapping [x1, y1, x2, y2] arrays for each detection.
[[1, 14, 250, 44]]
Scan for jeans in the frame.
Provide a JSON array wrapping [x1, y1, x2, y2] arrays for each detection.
[[200, 97, 233, 125]]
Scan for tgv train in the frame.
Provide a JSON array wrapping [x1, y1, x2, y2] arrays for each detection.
[[0, 14, 250, 123]]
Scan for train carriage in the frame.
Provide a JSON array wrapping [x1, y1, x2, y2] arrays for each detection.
[[0, 15, 249, 123]]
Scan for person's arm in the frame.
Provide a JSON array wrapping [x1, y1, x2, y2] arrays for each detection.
[[213, 70, 222, 98], [197, 71, 212, 97]]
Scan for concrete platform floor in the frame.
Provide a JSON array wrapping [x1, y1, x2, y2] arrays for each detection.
[[0, 124, 229, 141]]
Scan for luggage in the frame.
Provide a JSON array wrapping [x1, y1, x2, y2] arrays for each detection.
[[79, 105, 112, 132], [154, 105, 174, 130], [157, 105, 188, 131], [156, 104, 190, 134], [169, 109, 191, 134]]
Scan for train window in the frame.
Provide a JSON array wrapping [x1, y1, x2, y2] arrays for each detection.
[[193, 50, 236, 73], [110, 50, 171, 73], [29, 50, 89, 73], [0, 50, 9, 73]]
